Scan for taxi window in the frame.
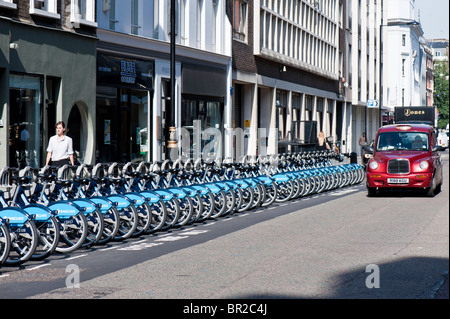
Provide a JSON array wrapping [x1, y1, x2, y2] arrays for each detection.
[[376, 132, 429, 151]]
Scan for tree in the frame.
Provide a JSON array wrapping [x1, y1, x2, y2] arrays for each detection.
[[434, 60, 449, 129]]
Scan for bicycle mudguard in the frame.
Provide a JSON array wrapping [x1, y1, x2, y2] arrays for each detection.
[[138, 191, 161, 204], [223, 181, 239, 190], [153, 189, 174, 202], [47, 201, 84, 220], [189, 185, 210, 195], [71, 199, 97, 216], [272, 173, 290, 182], [207, 182, 230, 192], [256, 176, 274, 186], [179, 186, 198, 197], [166, 187, 188, 199], [123, 192, 146, 206], [105, 195, 133, 209], [89, 197, 114, 212], [233, 179, 251, 189], [202, 183, 223, 194], [22, 204, 53, 222], [0, 207, 29, 227]]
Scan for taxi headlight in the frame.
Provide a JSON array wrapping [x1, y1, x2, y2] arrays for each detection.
[[369, 161, 379, 170], [419, 161, 429, 170]]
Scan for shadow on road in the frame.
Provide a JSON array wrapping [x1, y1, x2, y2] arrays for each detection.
[[232, 256, 449, 299]]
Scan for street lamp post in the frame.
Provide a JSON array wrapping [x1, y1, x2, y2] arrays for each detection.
[[167, 0, 177, 158]]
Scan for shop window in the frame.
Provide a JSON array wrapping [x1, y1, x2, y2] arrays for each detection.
[[276, 90, 288, 140], [9, 74, 42, 168], [30, 0, 60, 19], [181, 97, 223, 160]]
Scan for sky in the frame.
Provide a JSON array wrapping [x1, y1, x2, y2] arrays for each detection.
[[415, 0, 449, 40]]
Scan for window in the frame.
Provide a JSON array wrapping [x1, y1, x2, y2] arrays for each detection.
[[233, 0, 247, 41], [29, 0, 60, 19], [109, 0, 118, 31], [402, 58, 406, 76], [70, 0, 97, 27], [402, 34, 406, 46], [0, 0, 16, 9], [131, 0, 141, 35], [212, 0, 218, 51], [197, 0, 203, 47]]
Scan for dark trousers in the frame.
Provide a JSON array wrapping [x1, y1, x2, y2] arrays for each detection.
[[51, 159, 70, 168]]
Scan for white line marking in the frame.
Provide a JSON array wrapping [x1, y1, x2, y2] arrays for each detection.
[[181, 230, 209, 236], [66, 254, 88, 261], [27, 264, 51, 271], [155, 235, 189, 242]]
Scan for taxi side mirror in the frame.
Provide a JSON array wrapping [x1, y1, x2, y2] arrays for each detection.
[[433, 145, 444, 152]]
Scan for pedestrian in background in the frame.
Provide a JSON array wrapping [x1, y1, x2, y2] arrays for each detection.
[[359, 132, 368, 161], [45, 121, 74, 168], [316, 131, 330, 150]]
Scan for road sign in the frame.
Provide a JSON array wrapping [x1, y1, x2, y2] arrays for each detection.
[[367, 99, 379, 108]]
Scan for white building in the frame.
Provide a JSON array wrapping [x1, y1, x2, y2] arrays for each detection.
[[383, 0, 426, 114], [96, 0, 232, 163]]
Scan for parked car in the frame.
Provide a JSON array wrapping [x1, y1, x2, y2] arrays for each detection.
[[366, 124, 444, 197], [437, 130, 449, 149]]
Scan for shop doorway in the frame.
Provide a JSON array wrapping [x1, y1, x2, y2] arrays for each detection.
[[96, 87, 151, 164]]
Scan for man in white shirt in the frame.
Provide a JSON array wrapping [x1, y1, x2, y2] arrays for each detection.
[[45, 121, 75, 168]]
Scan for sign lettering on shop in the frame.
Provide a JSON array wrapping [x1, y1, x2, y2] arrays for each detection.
[[120, 60, 137, 84]]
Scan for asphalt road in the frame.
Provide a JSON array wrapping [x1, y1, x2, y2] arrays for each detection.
[[1, 153, 448, 302]]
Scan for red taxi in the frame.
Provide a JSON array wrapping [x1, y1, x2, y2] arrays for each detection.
[[366, 124, 444, 197]]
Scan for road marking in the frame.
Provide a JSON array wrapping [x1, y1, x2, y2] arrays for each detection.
[[98, 246, 118, 252], [181, 230, 209, 236], [66, 254, 88, 261], [118, 242, 163, 251], [27, 264, 51, 271], [155, 235, 189, 242]]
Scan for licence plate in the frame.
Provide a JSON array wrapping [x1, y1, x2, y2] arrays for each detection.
[[387, 178, 409, 184]]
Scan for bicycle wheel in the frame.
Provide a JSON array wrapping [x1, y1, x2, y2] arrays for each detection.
[[133, 201, 153, 237], [5, 219, 39, 266], [211, 190, 228, 219], [174, 196, 194, 227], [198, 192, 215, 221], [31, 216, 60, 260], [22, 205, 60, 261], [161, 198, 180, 231], [83, 209, 105, 248], [274, 180, 294, 202], [146, 200, 167, 234], [261, 181, 277, 207], [237, 186, 254, 213], [0, 222, 11, 266], [114, 205, 139, 240], [56, 212, 89, 253], [98, 206, 120, 245]]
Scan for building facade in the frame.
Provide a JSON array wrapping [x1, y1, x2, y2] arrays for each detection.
[[383, 0, 428, 115], [96, 0, 232, 163], [229, 0, 344, 160], [0, 0, 97, 168]]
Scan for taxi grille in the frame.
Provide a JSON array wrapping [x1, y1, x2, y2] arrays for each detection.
[[387, 159, 410, 174]]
